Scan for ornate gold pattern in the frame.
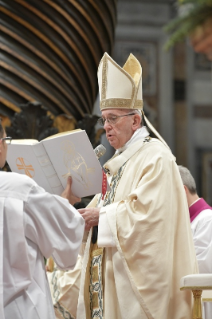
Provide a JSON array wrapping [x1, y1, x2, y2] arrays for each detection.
[[100, 98, 143, 110], [61, 140, 95, 190], [131, 76, 142, 109], [89, 246, 104, 319], [103, 162, 127, 206], [55, 301, 75, 319], [101, 55, 107, 100]]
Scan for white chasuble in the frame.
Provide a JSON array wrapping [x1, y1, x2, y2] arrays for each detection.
[[77, 137, 198, 319]]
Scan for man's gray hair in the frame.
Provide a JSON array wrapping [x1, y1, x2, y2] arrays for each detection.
[[120, 108, 143, 125], [178, 165, 197, 195]]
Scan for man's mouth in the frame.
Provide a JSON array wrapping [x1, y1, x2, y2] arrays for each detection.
[[107, 133, 113, 139]]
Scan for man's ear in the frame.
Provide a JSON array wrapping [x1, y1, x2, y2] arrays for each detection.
[[184, 185, 189, 194], [132, 114, 141, 129]]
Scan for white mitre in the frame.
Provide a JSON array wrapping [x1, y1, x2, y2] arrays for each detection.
[[98, 52, 143, 111], [97, 52, 169, 148]]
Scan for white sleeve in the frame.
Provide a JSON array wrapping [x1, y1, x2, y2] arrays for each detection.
[[24, 184, 84, 270], [97, 207, 115, 247], [193, 212, 212, 273]]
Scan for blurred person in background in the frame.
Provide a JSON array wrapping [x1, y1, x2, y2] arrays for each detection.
[[179, 165, 212, 319]]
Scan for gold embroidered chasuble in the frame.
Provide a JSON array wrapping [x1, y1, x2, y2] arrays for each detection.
[[77, 138, 198, 319]]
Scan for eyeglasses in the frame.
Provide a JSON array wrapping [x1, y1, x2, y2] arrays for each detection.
[[0, 137, 12, 145], [97, 112, 136, 126]]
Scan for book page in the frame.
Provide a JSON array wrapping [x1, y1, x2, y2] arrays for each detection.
[[33, 143, 64, 195], [9, 139, 39, 145], [42, 129, 82, 141], [42, 130, 103, 197], [7, 143, 55, 194]]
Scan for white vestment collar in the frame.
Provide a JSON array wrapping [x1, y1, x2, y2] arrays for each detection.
[[115, 126, 149, 155]]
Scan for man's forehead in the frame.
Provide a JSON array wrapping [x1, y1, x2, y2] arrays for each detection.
[[101, 109, 127, 116]]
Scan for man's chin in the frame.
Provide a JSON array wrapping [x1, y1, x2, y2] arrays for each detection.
[[108, 141, 118, 150]]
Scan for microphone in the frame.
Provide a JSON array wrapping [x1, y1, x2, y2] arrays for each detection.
[[94, 144, 106, 160]]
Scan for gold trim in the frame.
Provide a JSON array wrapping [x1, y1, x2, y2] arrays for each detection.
[[202, 298, 212, 302], [91, 248, 104, 257], [101, 54, 107, 100], [132, 75, 142, 108], [100, 98, 143, 110], [192, 290, 203, 319], [103, 162, 127, 205], [55, 301, 75, 319], [181, 286, 212, 290]]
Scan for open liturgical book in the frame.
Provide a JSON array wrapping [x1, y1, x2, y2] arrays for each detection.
[[7, 129, 106, 197]]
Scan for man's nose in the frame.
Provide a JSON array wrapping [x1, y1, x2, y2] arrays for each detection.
[[103, 119, 112, 129]]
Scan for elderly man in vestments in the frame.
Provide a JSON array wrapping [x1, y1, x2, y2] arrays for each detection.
[[0, 119, 85, 319], [74, 53, 198, 319], [179, 165, 212, 319]]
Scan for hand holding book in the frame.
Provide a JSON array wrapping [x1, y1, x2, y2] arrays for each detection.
[[61, 176, 81, 205]]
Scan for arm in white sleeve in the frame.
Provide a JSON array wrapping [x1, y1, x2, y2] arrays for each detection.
[[24, 184, 85, 270], [192, 212, 212, 273], [97, 207, 115, 247]]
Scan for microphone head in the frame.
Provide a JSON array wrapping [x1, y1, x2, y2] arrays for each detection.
[[94, 144, 106, 159]]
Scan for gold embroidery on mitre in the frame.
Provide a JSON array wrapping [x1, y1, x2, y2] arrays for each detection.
[[131, 75, 142, 109], [123, 53, 142, 108], [123, 53, 142, 87], [100, 98, 143, 110], [101, 55, 107, 100]]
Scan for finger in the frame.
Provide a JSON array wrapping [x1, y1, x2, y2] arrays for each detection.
[[66, 176, 72, 187], [85, 223, 91, 231], [78, 208, 86, 214], [74, 196, 81, 203], [79, 213, 87, 221]]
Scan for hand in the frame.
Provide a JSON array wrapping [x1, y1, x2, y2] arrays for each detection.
[[45, 257, 54, 272], [61, 176, 81, 205], [78, 207, 100, 231]]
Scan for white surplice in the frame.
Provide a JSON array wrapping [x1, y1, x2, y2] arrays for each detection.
[[0, 171, 84, 319]]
